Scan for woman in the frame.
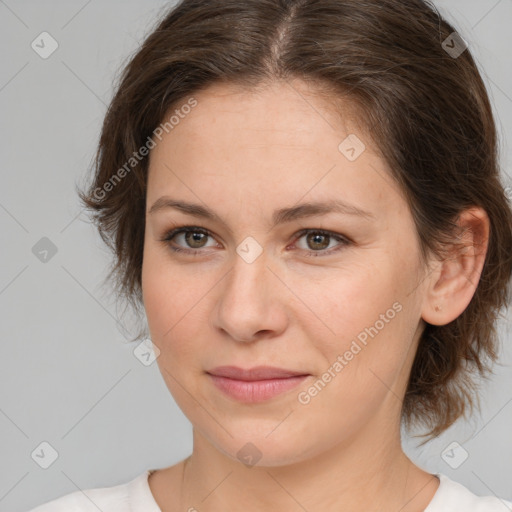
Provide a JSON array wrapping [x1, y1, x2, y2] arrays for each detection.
[[29, 0, 512, 510]]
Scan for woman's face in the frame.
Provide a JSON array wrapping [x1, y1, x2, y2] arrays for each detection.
[[142, 79, 429, 466]]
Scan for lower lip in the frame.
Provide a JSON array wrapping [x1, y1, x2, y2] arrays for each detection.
[[208, 374, 309, 403]]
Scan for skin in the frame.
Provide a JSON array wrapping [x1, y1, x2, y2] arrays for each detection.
[[141, 78, 489, 512]]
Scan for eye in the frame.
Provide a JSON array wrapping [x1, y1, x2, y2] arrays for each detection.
[[160, 226, 218, 255], [292, 228, 350, 257], [160, 226, 351, 257]]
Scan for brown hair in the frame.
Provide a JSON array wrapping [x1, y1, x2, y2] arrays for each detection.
[[77, 0, 512, 441]]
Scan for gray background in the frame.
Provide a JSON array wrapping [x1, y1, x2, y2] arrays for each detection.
[[0, 1, 511, 510]]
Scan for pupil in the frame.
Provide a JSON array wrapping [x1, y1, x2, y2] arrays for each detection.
[[309, 233, 329, 250], [186, 231, 206, 248]]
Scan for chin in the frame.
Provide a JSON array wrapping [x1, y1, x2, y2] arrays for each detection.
[[204, 427, 319, 468]]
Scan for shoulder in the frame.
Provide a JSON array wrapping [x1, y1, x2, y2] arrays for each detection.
[[426, 474, 512, 512], [26, 471, 153, 512]]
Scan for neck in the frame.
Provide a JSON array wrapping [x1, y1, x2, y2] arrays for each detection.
[[178, 421, 439, 512]]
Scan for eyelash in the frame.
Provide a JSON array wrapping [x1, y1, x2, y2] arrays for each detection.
[[159, 226, 351, 258]]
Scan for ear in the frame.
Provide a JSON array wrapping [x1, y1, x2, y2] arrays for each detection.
[[421, 207, 490, 326]]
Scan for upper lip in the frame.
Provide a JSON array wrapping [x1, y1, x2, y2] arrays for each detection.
[[207, 365, 309, 381]]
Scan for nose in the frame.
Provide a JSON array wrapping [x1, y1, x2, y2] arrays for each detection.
[[212, 248, 289, 343]]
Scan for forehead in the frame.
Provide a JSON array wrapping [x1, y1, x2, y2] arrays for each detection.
[[161, 79, 365, 149], [146, 80, 404, 222]]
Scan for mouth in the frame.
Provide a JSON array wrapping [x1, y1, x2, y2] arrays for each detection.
[[206, 366, 311, 403]]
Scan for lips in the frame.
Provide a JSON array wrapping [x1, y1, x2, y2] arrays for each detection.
[[207, 365, 309, 381], [206, 366, 311, 403]]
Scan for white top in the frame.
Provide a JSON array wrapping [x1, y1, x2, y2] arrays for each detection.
[[27, 470, 512, 511]]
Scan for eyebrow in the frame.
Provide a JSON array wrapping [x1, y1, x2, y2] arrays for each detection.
[[148, 196, 375, 230]]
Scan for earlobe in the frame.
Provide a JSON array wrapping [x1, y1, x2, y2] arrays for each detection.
[[421, 207, 490, 326]]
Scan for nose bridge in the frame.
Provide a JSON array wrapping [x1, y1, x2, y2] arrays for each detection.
[[213, 238, 286, 341], [224, 239, 271, 309]]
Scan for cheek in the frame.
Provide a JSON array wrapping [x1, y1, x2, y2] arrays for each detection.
[[312, 271, 417, 401], [141, 247, 198, 353], [296, 258, 416, 399], [294, 304, 412, 438], [142, 260, 206, 407], [292, 257, 400, 346]]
